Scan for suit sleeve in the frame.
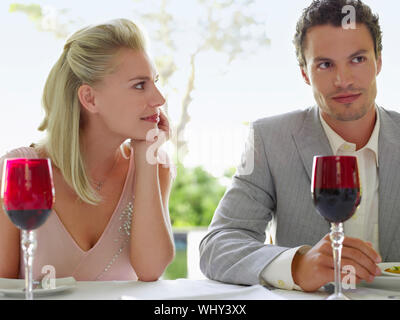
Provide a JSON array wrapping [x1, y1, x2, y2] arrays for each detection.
[[199, 122, 290, 285]]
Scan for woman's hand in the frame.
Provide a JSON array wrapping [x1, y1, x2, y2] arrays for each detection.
[[157, 109, 171, 141], [131, 109, 170, 167]]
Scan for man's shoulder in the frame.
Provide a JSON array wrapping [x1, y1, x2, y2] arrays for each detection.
[[252, 106, 313, 134], [378, 106, 400, 135], [380, 107, 400, 122]]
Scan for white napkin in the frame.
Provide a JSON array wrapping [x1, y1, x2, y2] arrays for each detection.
[[120, 280, 285, 300]]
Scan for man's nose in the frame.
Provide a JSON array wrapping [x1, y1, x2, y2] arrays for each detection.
[[333, 66, 354, 88]]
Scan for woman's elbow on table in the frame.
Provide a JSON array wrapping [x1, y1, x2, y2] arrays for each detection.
[[138, 274, 161, 282], [134, 246, 175, 282], [136, 263, 171, 282]]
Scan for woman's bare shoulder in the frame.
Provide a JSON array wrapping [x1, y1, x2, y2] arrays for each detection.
[[1, 146, 38, 159]]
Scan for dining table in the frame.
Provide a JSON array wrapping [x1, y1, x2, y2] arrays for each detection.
[[0, 276, 399, 300], [1, 276, 399, 319]]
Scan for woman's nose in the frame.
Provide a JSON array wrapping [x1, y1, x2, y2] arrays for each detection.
[[150, 84, 166, 108]]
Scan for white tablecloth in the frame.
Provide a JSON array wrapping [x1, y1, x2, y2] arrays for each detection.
[[1, 278, 399, 300]]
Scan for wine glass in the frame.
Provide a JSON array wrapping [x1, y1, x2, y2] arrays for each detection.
[[311, 156, 361, 300], [1, 158, 55, 300]]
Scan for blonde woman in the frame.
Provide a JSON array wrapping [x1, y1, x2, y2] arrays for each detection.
[[0, 19, 175, 281]]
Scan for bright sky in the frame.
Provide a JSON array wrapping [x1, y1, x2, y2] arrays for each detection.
[[1, 0, 399, 176]]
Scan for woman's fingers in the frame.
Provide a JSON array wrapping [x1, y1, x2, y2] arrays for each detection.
[[157, 109, 170, 140]]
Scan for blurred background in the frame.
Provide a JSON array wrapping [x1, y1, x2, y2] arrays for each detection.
[[1, 0, 399, 280]]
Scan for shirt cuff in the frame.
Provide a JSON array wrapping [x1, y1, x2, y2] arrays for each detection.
[[261, 245, 311, 291]]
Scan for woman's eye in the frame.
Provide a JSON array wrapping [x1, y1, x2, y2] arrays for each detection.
[[134, 82, 145, 90]]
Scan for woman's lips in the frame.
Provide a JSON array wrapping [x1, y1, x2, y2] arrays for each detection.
[[141, 114, 160, 123], [332, 93, 362, 104]]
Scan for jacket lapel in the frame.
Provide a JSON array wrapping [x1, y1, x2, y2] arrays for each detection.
[[292, 106, 333, 181], [377, 107, 400, 260]]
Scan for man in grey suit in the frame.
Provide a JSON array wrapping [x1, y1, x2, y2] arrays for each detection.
[[199, 0, 399, 292]]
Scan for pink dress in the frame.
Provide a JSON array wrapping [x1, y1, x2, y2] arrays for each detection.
[[0, 146, 139, 281]]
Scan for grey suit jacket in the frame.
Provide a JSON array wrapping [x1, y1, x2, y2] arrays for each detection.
[[199, 105, 400, 285]]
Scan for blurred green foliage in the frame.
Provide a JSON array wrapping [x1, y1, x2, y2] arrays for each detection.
[[163, 165, 235, 279], [169, 164, 234, 227], [9, 3, 42, 19], [163, 247, 187, 280]]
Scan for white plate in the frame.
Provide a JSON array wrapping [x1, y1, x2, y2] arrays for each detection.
[[358, 263, 400, 291], [0, 277, 76, 298], [378, 262, 400, 277], [359, 276, 400, 291]]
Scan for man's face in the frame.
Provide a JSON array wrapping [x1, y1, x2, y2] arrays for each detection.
[[301, 23, 382, 122]]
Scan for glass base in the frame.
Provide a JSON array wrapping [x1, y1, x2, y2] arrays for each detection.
[[326, 293, 351, 300]]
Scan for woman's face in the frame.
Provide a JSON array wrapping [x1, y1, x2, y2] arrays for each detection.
[[90, 48, 165, 141]]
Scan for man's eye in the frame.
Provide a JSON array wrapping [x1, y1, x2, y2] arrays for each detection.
[[134, 82, 145, 89], [318, 62, 331, 69], [352, 56, 366, 63]]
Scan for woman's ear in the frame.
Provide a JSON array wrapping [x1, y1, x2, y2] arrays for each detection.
[[78, 84, 98, 114]]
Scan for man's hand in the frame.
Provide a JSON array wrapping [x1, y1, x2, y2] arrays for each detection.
[[292, 234, 382, 292]]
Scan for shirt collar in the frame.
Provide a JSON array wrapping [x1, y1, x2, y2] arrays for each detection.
[[319, 106, 380, 166]]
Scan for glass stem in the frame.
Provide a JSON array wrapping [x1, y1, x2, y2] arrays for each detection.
[[21, 230, 37, 300], [330, 222, 344, 297]]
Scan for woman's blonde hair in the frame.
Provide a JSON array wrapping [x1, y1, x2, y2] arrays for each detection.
[[37, 19, 147, 205]]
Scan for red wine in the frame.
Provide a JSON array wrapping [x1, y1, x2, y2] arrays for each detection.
[[313, 188, 361, 223], [6, 209, 51, 230]]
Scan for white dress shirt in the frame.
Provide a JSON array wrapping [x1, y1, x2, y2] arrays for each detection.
[[261, 107, 380, 290]]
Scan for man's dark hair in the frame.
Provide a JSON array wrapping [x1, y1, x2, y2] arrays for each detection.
[[293, 0, 382, 67]]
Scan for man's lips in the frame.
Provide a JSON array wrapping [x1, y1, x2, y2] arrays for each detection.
[[141, 114, 160, 123], [332, 93, 362, 104]]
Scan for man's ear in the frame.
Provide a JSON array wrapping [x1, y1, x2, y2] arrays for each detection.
[[376, 55, 382, 76], [301, 67, 311, 86], [78, 84, 98, 114]]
